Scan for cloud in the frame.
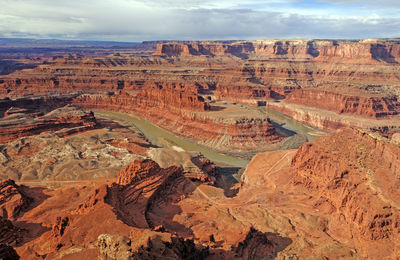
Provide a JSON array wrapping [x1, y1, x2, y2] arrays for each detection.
[[318, 0, 400, 9], [0, 0, 399, 41]]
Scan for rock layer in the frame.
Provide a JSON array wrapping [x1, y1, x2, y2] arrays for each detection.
[[0, 179, 32, 220], [73, 92, 283, 152], [154, 39, 400, 63], [0, 105, 96, 144], [291, 128, 400, 258]]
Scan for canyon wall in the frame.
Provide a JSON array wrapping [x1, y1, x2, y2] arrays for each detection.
[[1, 39, 400, 136], [291, 128, 400, 258], [154, 39, 400, 63], [73, 91, 283, 152], [285, 89, 400, 118]]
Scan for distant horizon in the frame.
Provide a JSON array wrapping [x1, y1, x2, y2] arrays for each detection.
[[1, 1, 400, 42], [1, 36, 399, 45]]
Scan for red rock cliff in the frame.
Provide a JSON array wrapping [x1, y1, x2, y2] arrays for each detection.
[[285, 89, 400, 118], [291, 128, 400, 257]]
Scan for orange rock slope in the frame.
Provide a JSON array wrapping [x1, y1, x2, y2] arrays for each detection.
[[8, 159, 277, 259], [239, 128, 400, 258], [291, 129, 400, 258], [0, 127, 398, 259]]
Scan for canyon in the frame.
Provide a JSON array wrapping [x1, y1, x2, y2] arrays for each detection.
[[0, 38, 399, 259]]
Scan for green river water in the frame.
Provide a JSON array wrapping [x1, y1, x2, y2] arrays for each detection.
[[94, 108, 325, 168]]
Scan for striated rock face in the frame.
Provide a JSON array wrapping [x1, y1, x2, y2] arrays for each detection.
[[0, 179, 32, 219], [74, 92, 283, 152], [146, 148, 219, 184], [117, 159, 162, 186], [154, 41, 255, 58], [187, 153, 219, 183], [285, 89, 400, 118], [136, 85, 210, 112], [108, 159, 184, 229], [214, 83, 271, 104], [74, 82, 210, 112], [0, 94, 78, 113], [0, 105, 96, 144], [154, 39, 400, 63], [152, 38, 396, 62], [291, 128, 400, 258], [75, 159, 186, 228]]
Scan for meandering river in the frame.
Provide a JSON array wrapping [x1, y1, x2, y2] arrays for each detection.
[[94, 108, 325, 168]]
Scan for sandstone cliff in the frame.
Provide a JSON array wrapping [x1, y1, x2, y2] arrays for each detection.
[[291, 128, 400, 258], [154, 39, 400, 63], [285, 89, 400, 118], [0, 179, 32, 220], [73, 91, 283, 152]]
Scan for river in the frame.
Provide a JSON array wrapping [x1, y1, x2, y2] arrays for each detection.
[[94, 107, 326, 168], [94, 110, 250, 168]]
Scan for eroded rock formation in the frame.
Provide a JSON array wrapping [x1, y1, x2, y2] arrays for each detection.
[[0, 179, 32, 220], [0, 105, 96, 144], [97, 232, 209, 260], [285, 89, 400, 118], [290, 128, 400, 258], [73, 91, 283, 152], [154, 39, 400, 63]]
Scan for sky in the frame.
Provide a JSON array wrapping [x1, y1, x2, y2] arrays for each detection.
[[0, 0, 399, 42]]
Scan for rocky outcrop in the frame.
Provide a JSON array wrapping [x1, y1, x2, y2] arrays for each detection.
[[74, 82, 210, 113], [154, 39, 400, 63], [0, 106, 96, 144], [285, 89, 400, 118], [170, 115, 282, 152], [97, 234, 133, 260], [75, 159, 185, 228], [108, 159, 184, 228], [291, 128, 400, 258], [117, 159, 162, 186], [214, 83, 271, 103], [146, 148, 219, 184], [136, 86, 210, 112], [0, 179, 32, 219], [154, 41, 255, 58], [97, 231, 209, 260], [233, 227, 275, 260], [0, 94, 79, 114], [187, 153, 219, 183], [52, 217, 69, 238], [0, 180, 25, 258]]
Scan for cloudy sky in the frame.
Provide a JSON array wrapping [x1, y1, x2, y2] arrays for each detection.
[[0, 0, 399, 42]]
